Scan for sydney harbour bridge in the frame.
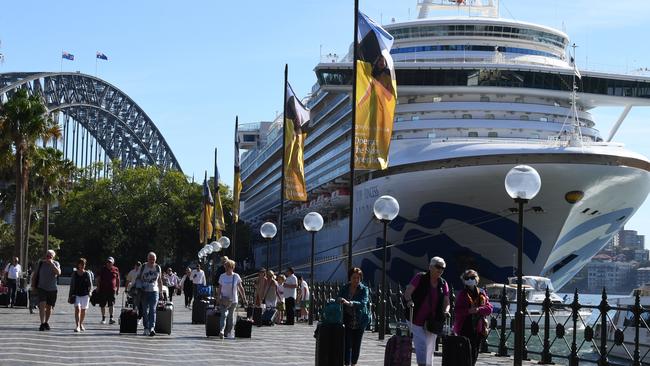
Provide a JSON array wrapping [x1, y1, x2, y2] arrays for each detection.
[[0, 72, 182, 173]]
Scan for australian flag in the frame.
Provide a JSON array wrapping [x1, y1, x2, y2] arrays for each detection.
[[62, 51, 74, 61], [96, 52, 108, 60]]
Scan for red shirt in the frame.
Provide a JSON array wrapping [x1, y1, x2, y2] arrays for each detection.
[[98, 266, 120, 292]]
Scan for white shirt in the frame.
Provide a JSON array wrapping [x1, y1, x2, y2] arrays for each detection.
[[277, 283, 285, 302], [4, 263, 21, 280], [300, 281, 310, 301], [285, 274, 297, 299], [218, 272, 242, 304], [191, 269, 206, 285]]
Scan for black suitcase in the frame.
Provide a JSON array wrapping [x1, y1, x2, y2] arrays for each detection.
[[0, 292, 8, 306], [119, 308, 138, 334], [192, 299, 210, 324], [14, 288, 27, 307], [246, 305, 254, 318], [315, 323, 345, 366], [155, 302, 173, 335], [252, 306, 263, 326], [441, 335, 472, 366], [205, 308, 221, 337], [235, 316, 253, 338]]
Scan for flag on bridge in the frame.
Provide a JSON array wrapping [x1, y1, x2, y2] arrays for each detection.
[[283, 82, 309, 202], [199, 172, 214, 244], [96, 52, 108, 60], [62, 51, 74, 61], [354, 11, 397, 170]]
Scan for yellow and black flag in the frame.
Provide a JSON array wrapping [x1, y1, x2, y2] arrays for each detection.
[[214, 164, 225, 237], [233, 118, 242, 223], [283, 82, 310, 202], [355, 11, 397, 170], [199, 172, 214, 244]]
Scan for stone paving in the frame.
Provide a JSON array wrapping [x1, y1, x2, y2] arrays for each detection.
[[0, 286, 535, 365]]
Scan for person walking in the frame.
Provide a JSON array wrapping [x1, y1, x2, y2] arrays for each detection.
[[179, 268, 193, 308], [69, 258, 93, 332], [191, 263, 206, 298], [31, 250, 62, 331], [403, 256, 450, 366], [453, 269, 493, 366], [163, 267, 179, 302], [96, 257, 120, 325], [337, 267, 371, 366], [284, 267, 298, 325], [138, 252, 164, 336], [3, 257, 21, 307], [217, 259, 247, 339], [297, 275, 310, 322]]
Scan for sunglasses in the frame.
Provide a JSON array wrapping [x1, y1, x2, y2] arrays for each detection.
[[434, 265, 445, 270], [464, 276, 477, 280]]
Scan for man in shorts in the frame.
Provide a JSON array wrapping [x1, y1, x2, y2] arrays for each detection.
[[31, 250, 61, 331], [97, 256, 120, 324]]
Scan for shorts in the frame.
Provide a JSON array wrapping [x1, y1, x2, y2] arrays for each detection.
[[37, 289, 58, 307], [98, 291, 116, 307], [74, 295, 90, 309]]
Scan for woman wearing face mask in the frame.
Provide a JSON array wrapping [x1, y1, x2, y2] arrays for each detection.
[[453, 269, 493, 366]]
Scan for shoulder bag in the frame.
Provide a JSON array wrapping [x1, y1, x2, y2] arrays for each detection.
[[218, 275, 236, 308]]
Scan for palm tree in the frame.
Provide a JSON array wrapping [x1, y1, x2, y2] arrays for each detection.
[[0, 89, 57, 263], [32, 147, 75, 252]]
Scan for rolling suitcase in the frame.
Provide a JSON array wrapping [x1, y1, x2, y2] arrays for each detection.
[[0, 292, 8, 306], [195, 284, 212, 300], [315, 323, 345, 366], [441, 335, 472, 366], [14, 288, 28, 307], [192, 299, 210, 324], [261, 307, 276, 325], [119, 309, 138, 334], [235, 316, 253, 338], [155, 302, 173, 335], [252, 306, 263, 326], [384, 305, 413, 366], [205, 308, 221, 337]]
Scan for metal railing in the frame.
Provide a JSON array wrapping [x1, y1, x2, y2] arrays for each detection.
[[242, 278, 649, 365]]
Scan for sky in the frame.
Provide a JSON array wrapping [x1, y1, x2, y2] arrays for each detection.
[[1, 0, 650, 237]]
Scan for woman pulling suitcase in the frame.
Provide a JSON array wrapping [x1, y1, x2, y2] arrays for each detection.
[[453, 269, 493, 366]]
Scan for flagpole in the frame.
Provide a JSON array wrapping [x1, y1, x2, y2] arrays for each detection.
[[95, 56, 98, 77], [347, 0, 360, 272], [232, 116, 239, 262], [278, 63, 288, 274], [203, 171, 208, 244], [60, 50, 63, 72], [214, 148, 218, 241]]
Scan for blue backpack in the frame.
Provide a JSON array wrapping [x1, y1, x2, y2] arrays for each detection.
[[320, 299, 343, 325]]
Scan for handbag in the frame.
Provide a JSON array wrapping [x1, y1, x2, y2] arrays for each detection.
[[68, 295, 76, 304]]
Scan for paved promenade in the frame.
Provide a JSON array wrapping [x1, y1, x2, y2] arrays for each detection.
[[0, 286, 535, 365]]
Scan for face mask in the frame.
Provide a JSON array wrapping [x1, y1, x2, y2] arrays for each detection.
[[464, 278, 477, 287]]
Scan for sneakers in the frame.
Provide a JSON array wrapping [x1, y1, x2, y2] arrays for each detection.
[[43, 323, 50, 331], [74, 327, 80, 333], [80, 325, 86, 331], [149, 330, 156, 337], [101, 318, 107, 324], [218, 333, 224, 339], [226, 334, 236, 340], [109, 318, 116, 325], [39, 323, 45, 331]]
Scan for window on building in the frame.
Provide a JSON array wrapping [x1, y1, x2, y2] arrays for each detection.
[[488, 131, 498, 138], [468, 131, 479, 137]]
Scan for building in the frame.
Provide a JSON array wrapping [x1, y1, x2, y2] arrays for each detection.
[[587, 260, 635, 293], [619, 228, 645, 250], [637, 267, 650, 287]]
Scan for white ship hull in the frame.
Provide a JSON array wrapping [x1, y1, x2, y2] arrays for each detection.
[[257, 140, 650, 290]]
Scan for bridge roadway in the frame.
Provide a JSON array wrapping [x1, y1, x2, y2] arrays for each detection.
[[0, 286, 534, 365]]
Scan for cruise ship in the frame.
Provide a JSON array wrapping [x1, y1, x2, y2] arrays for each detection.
[[238, 0, 650, 290]]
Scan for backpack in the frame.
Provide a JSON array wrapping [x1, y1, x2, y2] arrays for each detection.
[[320, 299, 343, 325]]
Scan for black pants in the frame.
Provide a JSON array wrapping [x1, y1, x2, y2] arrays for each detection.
[[184, 291, 192, 307], [7, 279, 17, 306], [460, 333, 482, 366], [285, 297, 296, 325], [344, 327, 365, 365]]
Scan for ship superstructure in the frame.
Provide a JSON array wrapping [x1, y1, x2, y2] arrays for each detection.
[[239, 0, 650, 289]]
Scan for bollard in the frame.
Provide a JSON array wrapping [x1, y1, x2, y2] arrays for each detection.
[[633, 291, 642, 366], [497, 284, 509, 357], [598, 287, 610, 366], [539, 287, 553, 364], [569, 289, 579, 366]]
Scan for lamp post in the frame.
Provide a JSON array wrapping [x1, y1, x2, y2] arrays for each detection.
[[303, 211, 323, 326], [373, 195, 400, 340], [504, 165, 541, 366], [260, 222, 277, 270]]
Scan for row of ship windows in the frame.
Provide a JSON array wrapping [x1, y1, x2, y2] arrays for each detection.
[[396, 114, 591, 125], [389, 25, 567, 48], [390, 45, 559, 59]]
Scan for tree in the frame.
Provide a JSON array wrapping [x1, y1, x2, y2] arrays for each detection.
[[0, 89, 59, 265]]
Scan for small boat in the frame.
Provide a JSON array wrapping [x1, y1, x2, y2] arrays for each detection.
[[485, 276, 591, 328]]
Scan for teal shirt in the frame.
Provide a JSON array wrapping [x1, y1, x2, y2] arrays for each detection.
[[337, 282, 371, 329]]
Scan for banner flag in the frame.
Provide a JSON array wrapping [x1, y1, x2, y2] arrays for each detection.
[[199, 173, 214, 244], [354, 11, 397, 170], [233, 119, 242, 223], [283, 82, 310, 201]]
